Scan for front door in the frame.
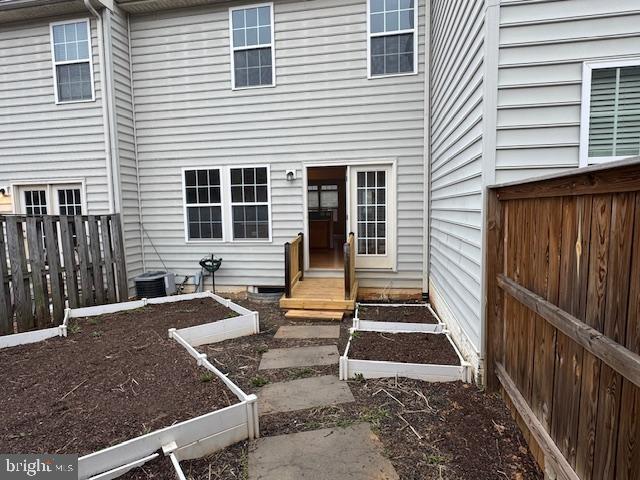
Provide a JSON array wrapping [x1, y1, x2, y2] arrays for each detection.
[[348, 164, 396, 270]]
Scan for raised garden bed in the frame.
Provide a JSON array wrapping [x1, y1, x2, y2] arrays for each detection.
[[0, 292, 259, 480], [340, 329, 472, 383], [353, 303, 445, 333]]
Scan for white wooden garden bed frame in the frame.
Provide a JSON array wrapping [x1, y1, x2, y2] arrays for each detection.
[[0, 291, 260, 480], [339, 327, 472, 383], [353, 302, 445, 333]]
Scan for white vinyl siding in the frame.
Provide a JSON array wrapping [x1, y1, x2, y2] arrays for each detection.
[[496, 0, 640, 182], [0, 17, 109, 214], [129, 0, 426, 288], [429, 0, 485, 354]]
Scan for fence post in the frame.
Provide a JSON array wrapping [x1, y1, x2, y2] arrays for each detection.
[[110, 214, 129, 302], [484, 189, 504, 392], [298, 232, 304, 281], [284, 242, 291, 298]]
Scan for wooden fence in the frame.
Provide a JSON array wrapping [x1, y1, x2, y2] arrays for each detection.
[[0, 214, 128, 335], [485, 159, 640, 480]]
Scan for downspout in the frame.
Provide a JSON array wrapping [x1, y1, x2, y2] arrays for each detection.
[[422, 0, 431, 297], [84, 0, 119, 214], [127, 13, 146, 271]]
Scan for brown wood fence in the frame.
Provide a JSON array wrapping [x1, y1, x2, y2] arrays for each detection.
[[485, 159, 640, 480], [0, 214, 128, 336]]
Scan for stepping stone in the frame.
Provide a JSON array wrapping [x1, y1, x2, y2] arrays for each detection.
[[248, 423, 399, 480], [258, 375, 354, 415], [274, 325, 340, 339], [258, 345, 339, 370]]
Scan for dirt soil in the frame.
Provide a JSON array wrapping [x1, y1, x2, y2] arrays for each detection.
[[0, 298, 238, 456], [349, 331, 460, 365], [358, 304, 438, 324]]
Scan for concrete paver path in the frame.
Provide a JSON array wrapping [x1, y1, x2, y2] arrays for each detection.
[[258, 374, 354, 415], [258, 345, 339, 370], [248, 423, 399, 480], [273, 325, 340, 339]]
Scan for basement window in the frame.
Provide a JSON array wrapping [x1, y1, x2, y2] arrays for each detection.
[[368, 0, 418, 78], [581, 59, 640, 166], [229, 3, 275, 89], [50, 19, 95, 103]]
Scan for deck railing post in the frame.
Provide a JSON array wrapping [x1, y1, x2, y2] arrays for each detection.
[[298, 232, 304, 281], [344, 233, 354, 301], [284, 242, 291, 298]]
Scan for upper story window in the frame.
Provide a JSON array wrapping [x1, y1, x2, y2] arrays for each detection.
[[368, 0, 417, 78], [229, 3, 275, 89], [581, 59, 640, 166], [50, 19, 95, 103]]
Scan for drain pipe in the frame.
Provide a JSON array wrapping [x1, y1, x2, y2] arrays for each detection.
[[84, 0, 118, 214]]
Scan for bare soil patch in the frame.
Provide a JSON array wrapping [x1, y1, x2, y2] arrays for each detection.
[[0, 298, 237, 456], [358, 304, 438, 324], [349, 331, 460, 365]]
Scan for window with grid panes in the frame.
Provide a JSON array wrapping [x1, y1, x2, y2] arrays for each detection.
[[369, 0, 416, 77], [184, 169, 223, 240], [230, 4, 274, 88], [50, 20, 94, 102], [230, 167, 270, 239], [356, 171, 386, 255]]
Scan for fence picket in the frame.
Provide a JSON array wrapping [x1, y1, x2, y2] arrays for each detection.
[[42, 216, 65, 326], [59, 216, 79, 309], [74, 216, 94, 307], [6, 217, 32, 331], [88, 216, 105, 304], [25, 217, 49, 328], [0, 219, 11, 334], [110, 214, 128, 302]]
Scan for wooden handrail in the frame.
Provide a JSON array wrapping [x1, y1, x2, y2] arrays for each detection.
[[344, 232, 355, 300], [284, 232, 304, 298]]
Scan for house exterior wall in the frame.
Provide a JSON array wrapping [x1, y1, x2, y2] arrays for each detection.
[[128, 0, 427, 289], [428, 0, 486, 370], [111, 6, 144, 285], [0, 16, 110, 213], [495, 0, 640, 183]]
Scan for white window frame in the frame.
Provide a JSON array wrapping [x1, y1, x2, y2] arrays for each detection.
[[49, 18, 96, 105], [579, 57, 640, 167], [366, 0, 419, 79], [182, 168, 225, 243], [228, 2, 276, 91], [181, 165, 272, 243], [11, 180, 87, 215]]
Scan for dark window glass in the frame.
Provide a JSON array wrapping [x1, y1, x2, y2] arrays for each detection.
[[184, 169, 222, 240], [371, 33, 414, 76]]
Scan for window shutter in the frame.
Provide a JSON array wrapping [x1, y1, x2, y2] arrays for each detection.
[[588, 66, 640, 158]]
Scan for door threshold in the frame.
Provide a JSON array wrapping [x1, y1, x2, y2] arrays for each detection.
[[305, 268, 343, 278]]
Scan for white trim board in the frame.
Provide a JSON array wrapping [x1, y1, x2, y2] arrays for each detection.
[[339, 328, 472, 383]]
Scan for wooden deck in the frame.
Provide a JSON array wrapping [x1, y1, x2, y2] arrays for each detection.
[[279, 277, 357, 312]]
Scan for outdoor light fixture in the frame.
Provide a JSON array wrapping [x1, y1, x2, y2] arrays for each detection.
[[0, 186, 7, 197], [285, 169, 296, 182]]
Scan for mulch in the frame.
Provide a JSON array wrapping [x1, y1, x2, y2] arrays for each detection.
[[358, 304, 438, 324], [349, 331, 460, 365], [0, 298, 238, 456]]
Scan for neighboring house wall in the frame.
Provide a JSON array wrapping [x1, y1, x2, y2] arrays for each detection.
[[495, 0, 640, 183], [0, 16, 110, 213], [428, 0, 486, 370], [111, 6, 144, 284], [129, 0, 427, 289]]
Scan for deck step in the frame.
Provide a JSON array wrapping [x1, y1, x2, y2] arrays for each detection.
[[285, 310, 344, 321]]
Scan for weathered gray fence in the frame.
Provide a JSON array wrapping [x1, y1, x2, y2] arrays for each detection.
[[0, 214, 127, 335]]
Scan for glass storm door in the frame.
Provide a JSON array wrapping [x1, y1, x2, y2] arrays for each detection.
[[349, 165, 395, 269]]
